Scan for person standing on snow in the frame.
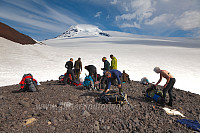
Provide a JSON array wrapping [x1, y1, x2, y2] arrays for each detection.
[[64, 58, 76, 84], [110, 54, 117, 70], [74, 57, 82, 82], [154, 67, 176, 107]]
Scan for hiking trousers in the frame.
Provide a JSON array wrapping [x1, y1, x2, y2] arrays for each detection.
[[162, 78, 176, 104], [101, 75, 107, 90], [66, 69, 75, 81], [74, 69, 80, 81]]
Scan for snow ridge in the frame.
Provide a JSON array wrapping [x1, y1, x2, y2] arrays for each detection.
[[57, 24, 110, 38]]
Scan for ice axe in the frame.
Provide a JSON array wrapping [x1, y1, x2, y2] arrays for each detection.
[[120, 92, 134, 111]]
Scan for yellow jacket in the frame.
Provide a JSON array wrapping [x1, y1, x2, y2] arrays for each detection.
[[110, 56, 117, 70]]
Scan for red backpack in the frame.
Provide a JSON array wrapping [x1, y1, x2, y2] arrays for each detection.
[[19, 73, 37, 91]]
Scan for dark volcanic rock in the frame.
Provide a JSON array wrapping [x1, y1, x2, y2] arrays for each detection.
[[19, 101, 31, 108], [81, 109, 90, 117], [0, 80, 199, 132], [0, 22, 36, 45]]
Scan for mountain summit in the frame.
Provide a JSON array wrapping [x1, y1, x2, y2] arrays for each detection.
[[57, 24, 110, 38]]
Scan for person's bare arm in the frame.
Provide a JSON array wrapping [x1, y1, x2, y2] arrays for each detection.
[[164, 75, 170, 88], [155, 73, 162, 86]]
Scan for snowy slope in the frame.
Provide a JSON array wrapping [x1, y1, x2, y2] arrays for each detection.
[[57, 24, 110, 38], [0, 28, 200, 95]]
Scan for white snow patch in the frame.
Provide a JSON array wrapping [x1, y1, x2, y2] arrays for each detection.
[[0, 30, 200, 95]]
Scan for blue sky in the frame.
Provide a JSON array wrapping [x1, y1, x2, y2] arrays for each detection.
[[0, 0, 200, 40]]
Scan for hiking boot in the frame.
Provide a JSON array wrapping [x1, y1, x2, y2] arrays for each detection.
[[160, 102, 165, 107], [167, 101, 173, 107]]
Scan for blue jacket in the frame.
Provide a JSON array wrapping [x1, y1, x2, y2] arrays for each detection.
[[107, 70, 122, 90]]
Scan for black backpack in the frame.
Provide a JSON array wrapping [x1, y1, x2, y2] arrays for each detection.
[[23, 74, 37, 92], [101, 93, 127, 104]]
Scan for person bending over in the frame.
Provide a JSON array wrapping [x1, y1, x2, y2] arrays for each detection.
[[154, 67, 176, 107], [104, 70, 122, 94], [85, 65, 97, 82]]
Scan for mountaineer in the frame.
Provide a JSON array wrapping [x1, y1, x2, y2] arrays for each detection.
[[101, 57, 110, 72], [140, 77, 149, 85], [110, 54, 117, 70], [74, 57, 82, 82], [122, 70, 130, 83], [85, 65, 97, 82], [104, 70, 122, 94], [100, 57, 110, 89], [154, 67, 176, 107], [64, 58, 76, 84]]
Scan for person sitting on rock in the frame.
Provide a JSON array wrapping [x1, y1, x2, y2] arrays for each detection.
[[104, 70, 122, 94], [140, 77, 149, 85], [122, 70, 130, 84]]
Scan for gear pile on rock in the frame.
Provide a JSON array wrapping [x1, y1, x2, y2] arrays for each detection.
[[0, 80, 200, 132]]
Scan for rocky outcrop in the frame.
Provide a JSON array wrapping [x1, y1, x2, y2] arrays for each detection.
[[0, 22, 36, 45]]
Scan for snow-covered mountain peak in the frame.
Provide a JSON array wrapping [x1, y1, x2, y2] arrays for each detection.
[[57, 24, 110, 38]]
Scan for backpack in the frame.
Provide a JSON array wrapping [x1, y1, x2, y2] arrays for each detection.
[[82, 75, 94, 89], [59, 73, 72, 85], [58, 73, 82, 86], [146, 85, 163, 103], [97, 74, 101, 81], [101, 93, 127, 104], [19, 73, 37, 92], [72, 80, 82, 86]]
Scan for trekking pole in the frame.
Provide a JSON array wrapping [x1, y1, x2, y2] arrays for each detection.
[[120, 92, 134, 111], [120, 83, 134, 110]]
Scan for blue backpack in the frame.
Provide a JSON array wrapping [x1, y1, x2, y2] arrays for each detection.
[[146, 85, 163, 103], [82, 75, 94, 87]]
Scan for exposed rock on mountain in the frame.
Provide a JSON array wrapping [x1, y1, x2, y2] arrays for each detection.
[[0, 22, 36, 45], [0, 80, 200, 132]]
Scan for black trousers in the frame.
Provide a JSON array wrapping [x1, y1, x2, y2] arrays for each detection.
[[162, 78, 176, 104], [101, 75, 107, 89], [74, 69, 80, 81], [89, 71, 97, 82], [66, 69, 75, 81]]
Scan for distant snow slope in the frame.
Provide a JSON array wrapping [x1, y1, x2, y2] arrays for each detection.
[[57, 24, 110, 38], [1, 29, 200, 95]]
